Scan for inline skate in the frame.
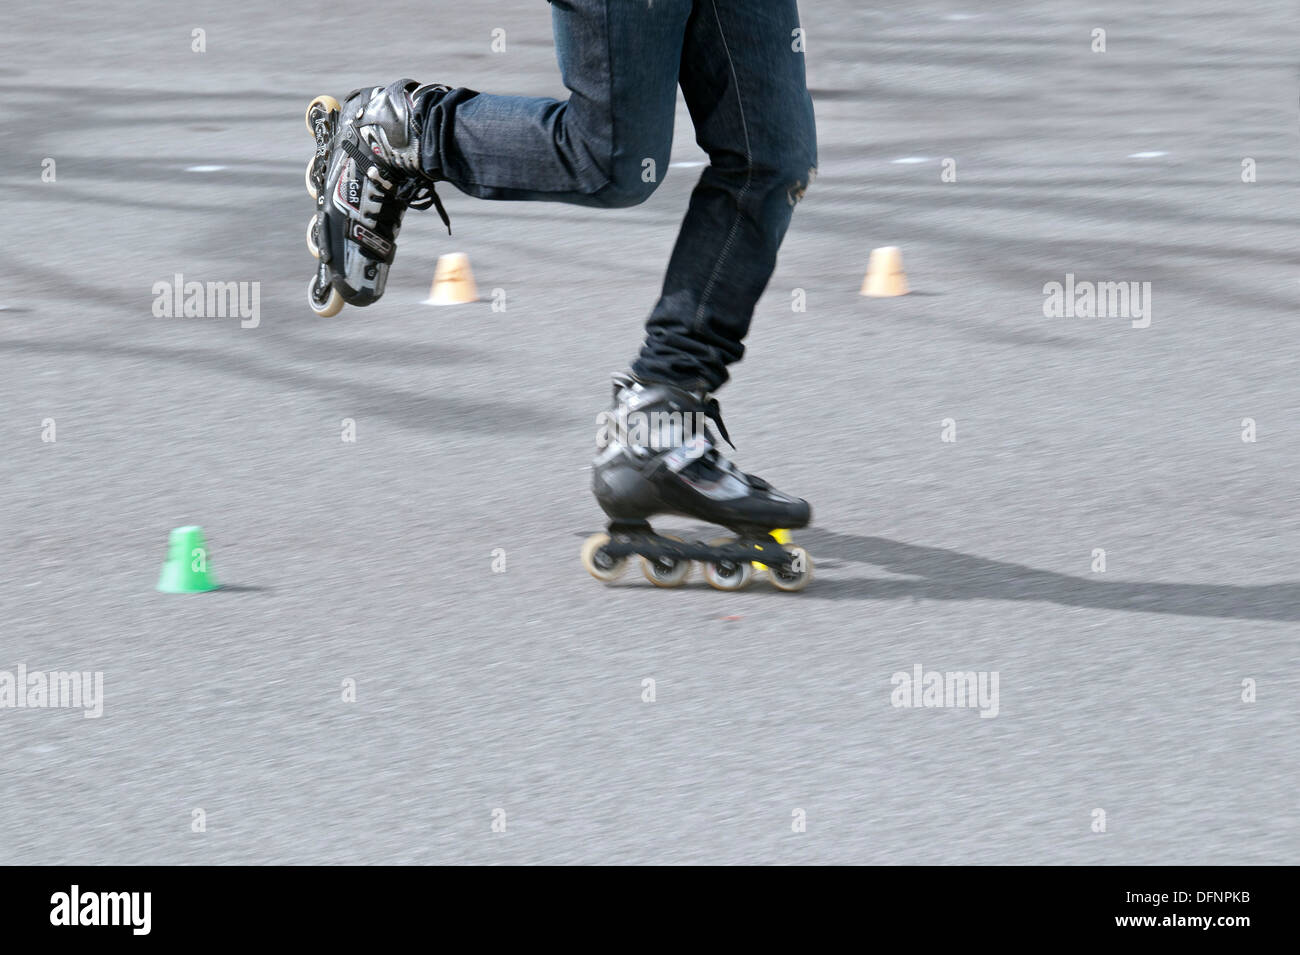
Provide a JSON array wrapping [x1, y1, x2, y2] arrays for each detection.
[[304, 79, 451, 316], [582, 373, 814, 591]]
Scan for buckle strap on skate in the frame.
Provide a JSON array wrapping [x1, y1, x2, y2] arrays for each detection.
[[662, 433, 712, 474], [342, 136, 389, 178], [341, 137, 452, 235]]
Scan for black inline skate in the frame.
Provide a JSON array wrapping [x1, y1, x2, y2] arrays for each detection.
[[304, 80, 451, 316], [582, 373, 814, 591]]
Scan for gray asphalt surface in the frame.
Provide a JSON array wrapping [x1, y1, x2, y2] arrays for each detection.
[[1, 0, 1297, 864]]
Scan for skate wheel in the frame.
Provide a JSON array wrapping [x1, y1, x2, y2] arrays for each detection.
[[306, 215, 320, 258], [702, 538, 753, 591], [305, 94, 341, 134], [640, 533, 691, 588], [305, 157, 319, 199], [768, 546, 814, 593], [581, 533, 627, 583], [307, 273, 344, 317]]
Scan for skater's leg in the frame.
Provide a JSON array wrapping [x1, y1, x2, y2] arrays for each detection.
[[421, 0, 692, 208], [631, 0, 817, 391]]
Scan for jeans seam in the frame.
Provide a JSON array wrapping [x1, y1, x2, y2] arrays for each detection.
[[694, 0, 753, 332], [599, 0, 617, 192]]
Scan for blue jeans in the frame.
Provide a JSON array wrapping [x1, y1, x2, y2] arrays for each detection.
[[420, 0, 817, 392]]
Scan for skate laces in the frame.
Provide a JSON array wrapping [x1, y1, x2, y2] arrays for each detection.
[[343, 132, 452, 235], [670, 393, 758, 485], [612, 375, 735, 450], [613, 380, 772, 492], [397, 177, 451, 233], [611, 379, 743, 485], [701, 396, 734, 449], [692, 406, 774, 491], [387, 82, 453, 231], [357, 159, 452, 235]]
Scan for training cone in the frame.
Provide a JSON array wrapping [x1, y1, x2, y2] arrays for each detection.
[[156, 526, 219, 593], [860, 246, 909, 297], [423, 252, 479, 305]]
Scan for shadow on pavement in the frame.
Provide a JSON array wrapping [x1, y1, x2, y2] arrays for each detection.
[[800, 528, 1300, 621]]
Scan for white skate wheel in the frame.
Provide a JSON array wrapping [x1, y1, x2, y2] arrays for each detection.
[[307, 274, 344, 317], [581, 533, 627, 583], [640, 533, 691, 588], [306, 215, 320, 258], [305, 94, 340, 133], [768, 545, 813, 593], [702, 538, 753, 591]]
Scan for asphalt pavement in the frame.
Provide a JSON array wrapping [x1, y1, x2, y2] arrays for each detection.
[[1, 0, 1296, 864]]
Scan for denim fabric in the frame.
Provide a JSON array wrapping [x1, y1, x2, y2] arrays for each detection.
[[421, 0, 816, 391]]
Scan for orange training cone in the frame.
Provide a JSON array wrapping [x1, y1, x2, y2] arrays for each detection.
[[423, 252, 479, 305], [860, 246, 909, 297]]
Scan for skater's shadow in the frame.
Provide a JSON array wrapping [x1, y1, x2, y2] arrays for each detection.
[[799, 528, 1300, 622]]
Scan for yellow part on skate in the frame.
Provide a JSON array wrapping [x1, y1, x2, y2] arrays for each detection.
[[753, 528, 792, 571]]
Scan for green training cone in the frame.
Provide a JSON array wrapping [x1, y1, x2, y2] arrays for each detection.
[[156, 526, 219, 593]]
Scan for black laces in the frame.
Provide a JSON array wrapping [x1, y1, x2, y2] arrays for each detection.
[[397, 178, 451, 233], [702, 396, 734, 448]]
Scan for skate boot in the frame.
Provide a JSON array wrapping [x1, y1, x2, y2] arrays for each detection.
[[581, 373, 814, 591], [304, 80, 452, 316]]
